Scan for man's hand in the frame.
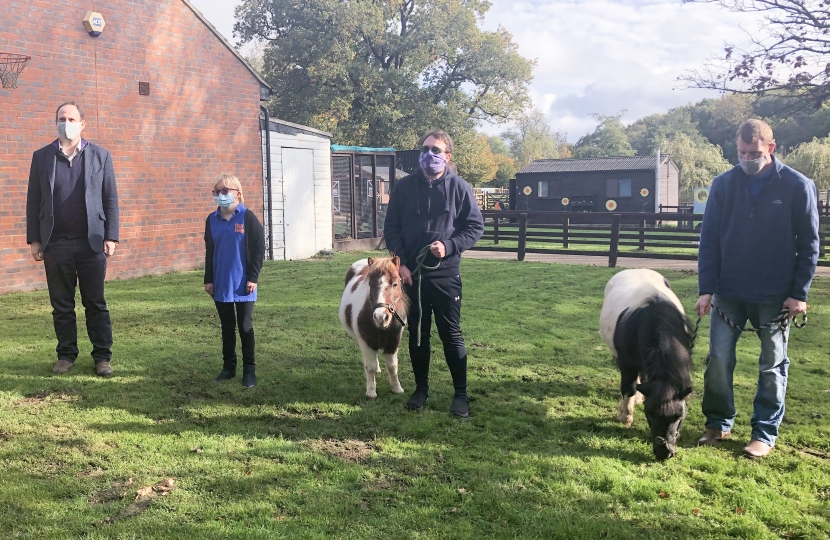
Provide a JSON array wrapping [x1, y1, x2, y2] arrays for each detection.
[[695, 294, 713, 318], [205, 283, 214, 296], [783, 297, 807, 316], [429, 241, 446, 258], [104, 241, 117, 258], [30, 242, 43, 262], [246, 281, 258, 294], [400, 265, 413, 286]]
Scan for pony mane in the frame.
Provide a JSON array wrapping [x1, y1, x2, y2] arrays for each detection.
[[617, 295, 694, 398]]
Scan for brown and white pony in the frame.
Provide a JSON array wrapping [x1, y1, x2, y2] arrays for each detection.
[[339, 256, 410, 399]]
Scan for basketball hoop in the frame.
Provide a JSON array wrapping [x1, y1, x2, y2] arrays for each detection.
[[0, 53, 32, 89]]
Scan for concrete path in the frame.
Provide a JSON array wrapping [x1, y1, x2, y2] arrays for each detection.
[[462, 250, 830, 277]]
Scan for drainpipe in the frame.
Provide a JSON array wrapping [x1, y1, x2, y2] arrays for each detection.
[[655, 148, 661, 214], [261, 105, 274, 261]]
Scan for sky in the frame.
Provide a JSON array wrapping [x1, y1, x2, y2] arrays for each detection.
[[189, 0, 764, 142]]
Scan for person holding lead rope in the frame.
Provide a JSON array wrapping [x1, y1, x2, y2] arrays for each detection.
[[696, 119, 820, 458], [383, 129, 484, 417]]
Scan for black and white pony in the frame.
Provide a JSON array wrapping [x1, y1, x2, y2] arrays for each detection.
[[599, 269, 694, 460]]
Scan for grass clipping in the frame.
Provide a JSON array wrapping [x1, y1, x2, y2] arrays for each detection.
[[102, 478, 176, 524]]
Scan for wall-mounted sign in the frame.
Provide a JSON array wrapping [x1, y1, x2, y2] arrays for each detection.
[[522, 186, 532, 196], [83, 11, 106, 37], [561, 197, 569, 206], [605, 199, 618, 211], [640, 188, 649, 197], [694, 187, 710, 214]]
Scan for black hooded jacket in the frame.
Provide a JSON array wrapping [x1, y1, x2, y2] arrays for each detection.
[[383, 168, 484, 278]]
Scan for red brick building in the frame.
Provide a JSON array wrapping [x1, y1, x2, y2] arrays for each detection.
[[0, 0, 271, 293]]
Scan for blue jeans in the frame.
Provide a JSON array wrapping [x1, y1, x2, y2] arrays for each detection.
[[702, 295, 790, 446]]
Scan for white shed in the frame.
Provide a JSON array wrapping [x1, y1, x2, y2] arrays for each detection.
[[260, 117, 333, 260]]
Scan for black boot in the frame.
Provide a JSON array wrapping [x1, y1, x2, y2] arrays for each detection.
[[405, 387, 429, 411], [450, 395, 469, 418], [242, 365, 256, 388], [213, 366, 236, 382]]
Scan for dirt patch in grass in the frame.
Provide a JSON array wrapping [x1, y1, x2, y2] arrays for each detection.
[[89, 478, 134, 505], [14, 388, 79, 407], [305, 439, 374, 463]]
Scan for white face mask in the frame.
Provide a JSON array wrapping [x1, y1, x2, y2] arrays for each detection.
[[739, 155, 768, 176], [57, 121, 83, 141]]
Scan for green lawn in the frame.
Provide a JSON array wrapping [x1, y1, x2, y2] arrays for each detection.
[[2, 253, 830, 539]]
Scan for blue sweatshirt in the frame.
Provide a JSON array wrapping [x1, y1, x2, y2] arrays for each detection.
[[383, 168, 484, 278], [698, 157, 819, 303]]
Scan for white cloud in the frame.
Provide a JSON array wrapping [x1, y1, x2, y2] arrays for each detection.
[[190, 0, 767, 141]]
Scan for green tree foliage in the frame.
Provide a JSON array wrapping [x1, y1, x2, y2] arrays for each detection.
[[688, 94, 754, 163], [485, 136, 518, 187], [573, 113, 635, 158], [656, 133, 733, 201], [783, 137, 830, 189], [453, 132, 498, 186], [626, 108, 701, 157], [234, 0, 534, 148], [500, 110, 560, 168]]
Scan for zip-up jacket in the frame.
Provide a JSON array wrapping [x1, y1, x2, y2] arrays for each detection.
[[698, 157, 819, 303], [383, 168, 484, 279]]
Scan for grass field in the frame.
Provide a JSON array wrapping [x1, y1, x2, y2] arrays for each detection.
[[1, 253, 830, 539]]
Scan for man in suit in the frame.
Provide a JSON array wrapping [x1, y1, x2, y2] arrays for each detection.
[[27, 102, 120, 377]]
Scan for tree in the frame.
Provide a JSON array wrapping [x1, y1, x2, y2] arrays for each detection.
[[688, 94, 754, 163], [783, 137, 830, 189], [485, 136, 518, 187], [681, 1, 830, 110], [234, 0, 534, 148], [656, 133, 733, 201], [453, 132, 498, 186], [626, 108, 702, 157], [573, 113, 636, 158], [500, 110, 560, 168]]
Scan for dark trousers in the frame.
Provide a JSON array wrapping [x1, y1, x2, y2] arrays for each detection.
[[214, 301, 256, 368], [404, 275, 468, 397], [43, 238, 112, 363]]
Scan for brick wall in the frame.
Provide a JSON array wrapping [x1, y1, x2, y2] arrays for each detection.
[[0, 0, 265, 293]]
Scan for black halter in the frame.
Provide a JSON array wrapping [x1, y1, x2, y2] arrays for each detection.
[[373, 295, 406, 327]]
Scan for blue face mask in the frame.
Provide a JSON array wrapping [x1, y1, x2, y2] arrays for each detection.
[[214, 193, 236, 209]]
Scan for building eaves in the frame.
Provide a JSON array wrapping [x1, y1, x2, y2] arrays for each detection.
[[180, 0, 272, 94], [518, 155, 672, 174]]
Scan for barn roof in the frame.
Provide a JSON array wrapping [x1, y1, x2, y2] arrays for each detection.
[[518, 155, 673, 174], [182, 0, 272, 97]]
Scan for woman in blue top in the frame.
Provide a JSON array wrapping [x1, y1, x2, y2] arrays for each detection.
[[204, 174, 265, 388]]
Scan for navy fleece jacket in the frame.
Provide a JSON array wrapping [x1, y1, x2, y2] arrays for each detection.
[[698, 156, 819, 303], [383, 168, 484, 279]]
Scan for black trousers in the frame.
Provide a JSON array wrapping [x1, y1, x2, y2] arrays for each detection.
[[43, 237, 113, 363], [404, 275, 468, 397], [214, 301, 256, 367]]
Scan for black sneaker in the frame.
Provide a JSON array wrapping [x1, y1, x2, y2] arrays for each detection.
[[405, 388, 429, 411], [450, 395, 469, 418], [213, 368, 236, 382]]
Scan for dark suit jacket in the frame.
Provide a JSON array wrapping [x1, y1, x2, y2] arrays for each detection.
[[26, 140, 119, 252]]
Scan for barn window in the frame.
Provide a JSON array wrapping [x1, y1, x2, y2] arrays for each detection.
[[538, 181, 549, 198], [606, 179, 632, 198]]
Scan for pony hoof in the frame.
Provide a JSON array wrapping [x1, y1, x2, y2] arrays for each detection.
[[391, 385, 405, 394], [366, 392, 378, 400], [617, 413, 633, 427]]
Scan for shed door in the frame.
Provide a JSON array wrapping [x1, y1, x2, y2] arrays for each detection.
[[282, 147, 316, 260]]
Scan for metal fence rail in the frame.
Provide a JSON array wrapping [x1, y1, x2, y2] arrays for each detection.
[[474, 210, 830, 268]]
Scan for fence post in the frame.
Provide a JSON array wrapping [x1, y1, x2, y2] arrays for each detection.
[[820, 220, 827, 258], [639, 219, 646, 251], [518, 213, 528, 262], [562, 216, 569, 248], [493, 216, 500, 245], [609, 214, 621, 268]]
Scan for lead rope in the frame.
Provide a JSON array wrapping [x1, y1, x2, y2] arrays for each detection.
[[411, 245, 442, 346], [690, 305, 807, 348]]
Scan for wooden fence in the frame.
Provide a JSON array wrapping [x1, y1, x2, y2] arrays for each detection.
[[474, 210, 830, 268]]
